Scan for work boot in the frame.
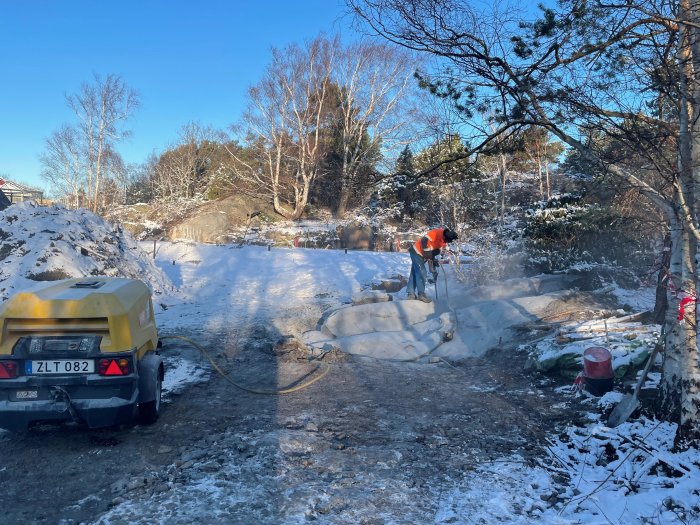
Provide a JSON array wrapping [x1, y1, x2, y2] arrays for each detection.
[[417, 294, 432, 303], [407, 292, 416, 300]]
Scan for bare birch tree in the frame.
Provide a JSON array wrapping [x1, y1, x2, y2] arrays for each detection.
[[330, 40, 418, 217], [40, 125, 83, 208], [46, 73, 139, 211], [230, 37, 335, 220]]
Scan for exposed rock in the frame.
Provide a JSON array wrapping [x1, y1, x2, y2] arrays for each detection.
[[181, 448, 208, 462], [170, 210, 231, 243], [351, 290, 393, 305], [307, 301, 456, 360], [168, 195, 275, 243], [323, 301, 437, 337], [340, 223, 374, 250], [371, 274, 408, 293]]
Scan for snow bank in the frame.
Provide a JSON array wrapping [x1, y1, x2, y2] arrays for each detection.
[[0, 201, 173, 301]]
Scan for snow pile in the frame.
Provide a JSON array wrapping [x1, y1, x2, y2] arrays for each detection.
[[0, 201, 173, 301]]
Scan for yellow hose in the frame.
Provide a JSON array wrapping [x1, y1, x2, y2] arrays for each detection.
[[159, 334, 330, 395]]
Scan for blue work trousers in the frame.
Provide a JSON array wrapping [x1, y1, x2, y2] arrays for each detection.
[[407, 248, 427, 296]]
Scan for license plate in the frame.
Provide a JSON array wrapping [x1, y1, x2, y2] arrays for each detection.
[[16, 390, 38, 399], [26, 360, 94, 375]]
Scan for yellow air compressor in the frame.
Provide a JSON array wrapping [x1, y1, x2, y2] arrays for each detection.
[[0, 277, 164, 431]]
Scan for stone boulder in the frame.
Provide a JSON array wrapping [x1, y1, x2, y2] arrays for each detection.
[[170, 209, 231, 243], [169, 195, 274, 243]]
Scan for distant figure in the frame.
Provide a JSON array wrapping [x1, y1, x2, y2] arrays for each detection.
[[406, 227, 458, 303]]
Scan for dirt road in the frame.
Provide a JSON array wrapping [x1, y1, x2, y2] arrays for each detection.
[[0, 325, 586, 525]]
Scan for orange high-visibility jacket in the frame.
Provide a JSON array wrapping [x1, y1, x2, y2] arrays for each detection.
[[413, 228, 447, 258]]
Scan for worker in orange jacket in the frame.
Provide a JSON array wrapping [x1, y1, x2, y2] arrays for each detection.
[[406, 227, 458, 303]]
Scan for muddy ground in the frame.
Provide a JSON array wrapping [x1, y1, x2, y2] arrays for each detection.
[[0, 286, 624, 525], [0, 298, 605, 525]]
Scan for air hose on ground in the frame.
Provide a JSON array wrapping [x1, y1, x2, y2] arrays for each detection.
[[159, 334, 330, 395], [416, 267, 458, 370]]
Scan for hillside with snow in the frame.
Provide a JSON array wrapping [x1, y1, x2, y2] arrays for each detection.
[[0, 202, 696, 525]]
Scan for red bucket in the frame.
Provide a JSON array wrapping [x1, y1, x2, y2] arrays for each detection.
[[583, 347, 613, 379], [582, 347, 614, 396]]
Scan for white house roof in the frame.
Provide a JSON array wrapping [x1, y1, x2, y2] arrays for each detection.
[[0, 178, 43, 199]]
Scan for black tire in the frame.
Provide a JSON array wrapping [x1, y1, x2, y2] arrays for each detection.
[[138, 370, 162, 424]]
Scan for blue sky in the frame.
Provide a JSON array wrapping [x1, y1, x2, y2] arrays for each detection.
[[0, 0, 353, 190]]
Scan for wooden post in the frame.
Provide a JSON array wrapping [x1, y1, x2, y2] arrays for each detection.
[[153, 239, 156, 259]]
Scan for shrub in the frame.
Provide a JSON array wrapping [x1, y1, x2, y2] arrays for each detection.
[[523, 193, 657, 274]]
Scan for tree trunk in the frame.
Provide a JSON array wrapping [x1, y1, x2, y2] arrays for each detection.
[[660, 224, 699, 436], [670, 0, 700, 436], [688, 0, 700, 437], [543, 141, 551, 199], [336, 148, 352, 219], [659, 218, 688, 426], [652, 233, 671, 325], [272, 195, 293, 220], [290, 175, 312, 220], [336, 185, 350, 218], [498, 153, 507, 229]]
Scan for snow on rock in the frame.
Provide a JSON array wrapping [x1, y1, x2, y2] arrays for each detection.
[[530, 319, 660, 378], [304, 273, 587, 362], [0, 201, 173, 301], [368, 273, 407, 293], [304, 301, 456, 360], [322, 300, 436, 337]]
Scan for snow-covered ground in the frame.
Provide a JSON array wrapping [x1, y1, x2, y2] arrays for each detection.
[[0, 202, 697, 524], [150, 240, 408, 336], [145, 241, 699, 525]]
